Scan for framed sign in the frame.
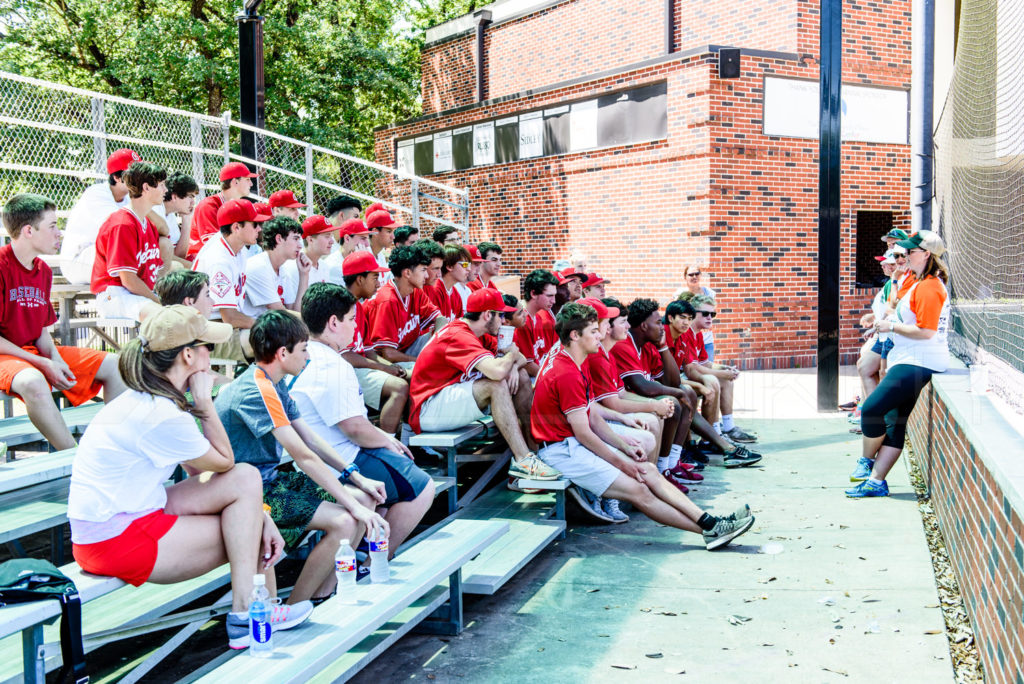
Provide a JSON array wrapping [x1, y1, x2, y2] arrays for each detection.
[[473, 122, 495, 166]]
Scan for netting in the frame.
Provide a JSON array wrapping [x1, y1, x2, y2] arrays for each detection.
[[0, 71, 469, 235], [934, 0, 1024, 411]]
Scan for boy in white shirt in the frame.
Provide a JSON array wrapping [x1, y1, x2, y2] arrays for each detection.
[[241, 216, 311, 317], [151, 172, 199, 262], [281, 215, 335, 307]]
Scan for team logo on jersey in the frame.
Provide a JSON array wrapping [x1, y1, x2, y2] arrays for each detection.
[[210, 271, 233, 299]]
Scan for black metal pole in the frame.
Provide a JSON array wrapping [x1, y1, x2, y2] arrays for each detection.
[[238, 11, 265, 171], [817, 0, 842, 411]]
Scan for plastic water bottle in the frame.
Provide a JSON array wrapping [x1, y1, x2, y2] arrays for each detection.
[[248, 574, 272, 657], [368, 530, 390, 584], [335, 540, 357, 599]]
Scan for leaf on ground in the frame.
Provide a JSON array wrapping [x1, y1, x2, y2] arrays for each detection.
[[822, 667, 849, 677], [640, 608, 652, 613], [586, 588, 600, 593], [611, 664, 637, 670], [597, 634, 610, 638], [839, 524, 850, 530], [924, 629, 943, 635], [758, 576, 778, 584], [658, 611, 680, 616], [762, 643, 774, 647], [645, 652, 664, 659], [728, 615, 753, 626]]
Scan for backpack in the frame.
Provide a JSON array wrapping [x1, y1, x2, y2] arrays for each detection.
[[0, 559, 87, 683]]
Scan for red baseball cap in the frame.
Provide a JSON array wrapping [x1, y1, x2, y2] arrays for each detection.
[[467, 289, 516, 313], [268, 190, 305, 209], [253, 202, 273, 218], [342, 251, 389, 276], [301, 215, 335, 238], [364, 202, 386, 218], [578, 297, 619, 319], [555, 267, 587, 285], [107, 148, 141, 174], [582, 273, 607, 288], [366, 210, 400, 231], [340, 218, 370, 237], [219, 162, 257, 182], [217, 199, 271, 228], [465, 245, 484, 262]]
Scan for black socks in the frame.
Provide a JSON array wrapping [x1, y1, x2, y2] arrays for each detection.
[[697, 512, 718, 531]]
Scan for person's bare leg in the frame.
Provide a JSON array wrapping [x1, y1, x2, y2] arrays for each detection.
[[699, 375, 720, 423], [862, 433, 885, 462], [158, 464, 265, 612], [630, 413, 662, 462], [691, 412, 733, 452], [378, 376, 409, 435], [870, 445, 903, 480], [658, 397, 685, 458], [92, 353, 127, 400], [473, 379, 530, 460], [718, 376, 734, 417], [291, 502, 361, 604], [511, 369, 537, 451], [381, 480, 435, 558], [858, 346, 881, 399], [601, 472, 702, 533], [11, 368, 76, 450]]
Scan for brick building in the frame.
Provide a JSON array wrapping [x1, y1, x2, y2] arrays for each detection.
[[374, 0, 912, 368]]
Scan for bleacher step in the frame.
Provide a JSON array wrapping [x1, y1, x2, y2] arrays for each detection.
[[0, 478, 69, 544], [0, 403, 103, 448]]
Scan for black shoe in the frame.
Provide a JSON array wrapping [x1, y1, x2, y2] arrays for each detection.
[[723, 446, 763, 468], [690, 443, 712, 462]]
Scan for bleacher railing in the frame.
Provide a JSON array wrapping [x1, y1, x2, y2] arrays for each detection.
[[0, 70, 469, 234]]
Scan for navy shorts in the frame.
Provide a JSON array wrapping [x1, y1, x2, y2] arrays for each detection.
[[351, 447, 432, 505], [870, 337, 895, 359]]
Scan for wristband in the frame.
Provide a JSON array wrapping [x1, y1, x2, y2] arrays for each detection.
[[340, 463, 360, 482], [658, 347, 669, 353]]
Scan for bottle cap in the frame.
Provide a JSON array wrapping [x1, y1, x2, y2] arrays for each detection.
[[253, 574, 266, 586]]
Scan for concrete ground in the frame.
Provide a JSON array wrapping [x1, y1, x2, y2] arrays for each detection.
[[354, 368, 955, 683]]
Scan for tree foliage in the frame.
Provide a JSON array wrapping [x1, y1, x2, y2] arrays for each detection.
[[0, 0, 476, 156]]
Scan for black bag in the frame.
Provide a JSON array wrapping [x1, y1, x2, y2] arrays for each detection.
[[0, 558, 87, 683]]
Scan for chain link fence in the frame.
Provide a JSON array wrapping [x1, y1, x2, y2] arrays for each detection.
[[0, 70, 469, 234], [933, 0, 1024, 413]]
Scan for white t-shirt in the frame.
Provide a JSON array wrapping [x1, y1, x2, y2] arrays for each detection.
[[59, 183, 128, 261], [887, 279, 950, 372], [289, 340, 367, 470], [280, 252, 329, 307], [193, 235, 247, 320], [242, 251, 286, 317], [700, 285, 716, 345], [152, 204, 181, 247], [375, 249, 394, 287], [67, 391, 210, 527], [320, 249, 346, 286], [454, 282, 472, 310]]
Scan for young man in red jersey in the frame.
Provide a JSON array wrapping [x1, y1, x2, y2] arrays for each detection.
[[469, 242, 502, 291], [187, 162, 256, 259], [408, 289, 559, 480], [366, 210, 398, 284], [414, 239, 446, 339], [1, 194, 126, 449], [367, 244, 448, 365], [267, 189, 305, 221], [339, 251, 410, 436], [430, 244, 471, 319], [532, 302, 754, 549], [91, 162, 170, 320], [513, 269, 560, 377]]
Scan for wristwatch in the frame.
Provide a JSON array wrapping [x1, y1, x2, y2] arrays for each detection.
[[340, 463, 360, 482]]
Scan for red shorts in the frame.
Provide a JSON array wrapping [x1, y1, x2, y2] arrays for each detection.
[[72, 510, 178, 586], [0, 345, 107, 406]]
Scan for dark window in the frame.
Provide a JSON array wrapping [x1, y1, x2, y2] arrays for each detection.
[[855, 211, 893, 288]]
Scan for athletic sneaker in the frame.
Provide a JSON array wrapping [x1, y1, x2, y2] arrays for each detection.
[[724, 426, 758, 443], [838, 397, 859, 411], [850, 456, 874, 482], [669, 461, 704, 482], [845, 479, 889, 498], [725, 503, 752, 521], [567, 485, 614, 523], [227, 599, 314, 649], [703, 515, 756, 550], [723, 446, 762, 468], [661, 469, 690, 494], [509, 453, 562, 481], [847, 406, 862, 424], [602, 498, 629, 523]]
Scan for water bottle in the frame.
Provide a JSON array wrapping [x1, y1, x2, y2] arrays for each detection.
[[335, 540, 357, 599], [248, 574, 272, 657], [368, 529, 390, 584]]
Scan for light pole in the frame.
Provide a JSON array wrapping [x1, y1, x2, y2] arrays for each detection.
[[238, 0, 265, 172]]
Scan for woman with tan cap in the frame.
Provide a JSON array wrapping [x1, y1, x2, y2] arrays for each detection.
[[67, 305, 312, 648], [847, 230, 950, 497]]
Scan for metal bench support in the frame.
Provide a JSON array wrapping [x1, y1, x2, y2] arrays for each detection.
[[415, 569, 463, 636]]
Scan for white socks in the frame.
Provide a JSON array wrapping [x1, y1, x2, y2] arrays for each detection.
[[868, 477, 884, 485], [722, 414, 735, 431], [657, 456, 670, 472], [667, 444, 683, 470], [713, 421, 723, 435]]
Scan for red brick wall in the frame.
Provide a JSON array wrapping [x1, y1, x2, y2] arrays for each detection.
[[906, 383, 1024, 684], [421, 38, 476, 115], [675, 0, 799, 54], [383, 0, 912, 368]]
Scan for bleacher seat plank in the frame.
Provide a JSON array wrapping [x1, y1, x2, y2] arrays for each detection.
[[0, 449, 75, 495], [457, 485, 567, 595], [0, 403, 103, 448], [0, 478, 69, 544], [407, 422, 486, 449], [194, 519, 508, 684]]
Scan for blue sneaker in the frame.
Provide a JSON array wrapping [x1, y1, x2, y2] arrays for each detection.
[[850, 456, 874, 482], [845, 479, 889, 498]]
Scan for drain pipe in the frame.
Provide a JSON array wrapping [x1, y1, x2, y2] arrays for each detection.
[[912, 0, 935, 233], [474, 10, 493, 102]]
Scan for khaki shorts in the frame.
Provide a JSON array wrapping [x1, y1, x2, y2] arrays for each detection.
[[354, 367, 391, 410], [212, 328, 250, 363], [419, 380, 487, 432]]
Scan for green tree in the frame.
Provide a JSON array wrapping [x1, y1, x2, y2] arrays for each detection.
[[0, 0, 476, 157]]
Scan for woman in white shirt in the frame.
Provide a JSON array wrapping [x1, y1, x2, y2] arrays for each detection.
[[680, 264, 717, 361], [68, 305, 311, 648]]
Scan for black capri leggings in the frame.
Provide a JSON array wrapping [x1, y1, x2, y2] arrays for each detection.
[[860, 363, 934, 449]]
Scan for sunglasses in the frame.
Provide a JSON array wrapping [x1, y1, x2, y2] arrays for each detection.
[[457, 261, 471, 269], [192, 342, 216, 352], [696, 311, 716, 318], [687, 271, 701, 277]]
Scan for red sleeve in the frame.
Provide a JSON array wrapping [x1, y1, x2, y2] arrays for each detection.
[[105, 218, 142, 276], [586, 355, 618, 401], [368, 298, 400, 349], [446, 329, 494, 374], [413, 289, 440, 328], [609, 340, 644, 379], [513, 326, 535, 362], [644, 344, 665, 379], [556, 365, 590, 414], [467, 280, 482, 292], [188, 198, 220, 258]]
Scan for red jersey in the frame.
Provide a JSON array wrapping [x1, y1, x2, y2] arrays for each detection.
[[531, 348, 592, 443], [468, 278, 498, 292], [187, 194, 223, 259], [408, 321, 493, 433], [91, 209, 162, 294], [585, 346, 624, 402], [513, 308, 557, 363], [678, 328, 708, 365], [368, 282, 440, 352], [609, 332, 665, 382], [347, 299, 372, 354], [425, 279, 461, 319], [664, 324, 690, 369], [0, 245, 57, 348]]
